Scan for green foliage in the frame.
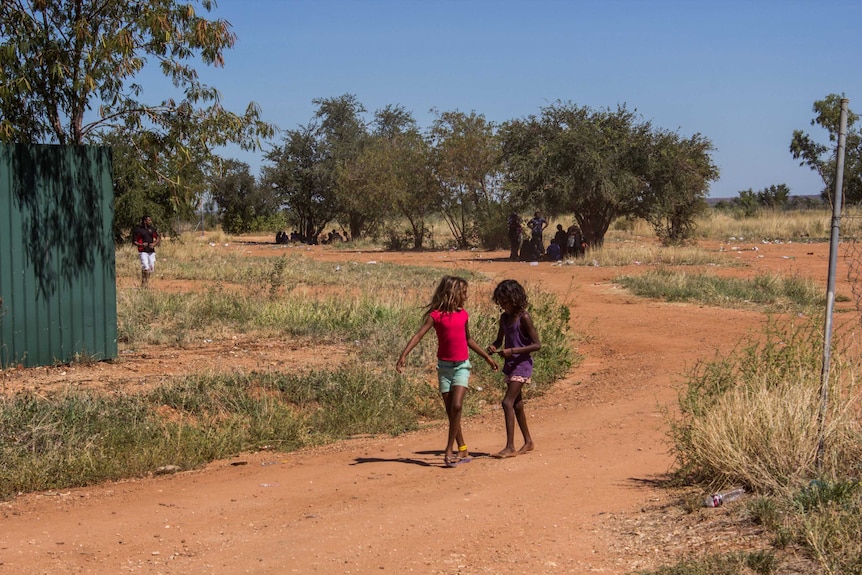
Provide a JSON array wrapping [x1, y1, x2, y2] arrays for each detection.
[[315, 94, 378, 239], [382, 225, 418, 251], [501, 102, 717, 248], [263, 121, 339, 242], [757, 184, 791, 209], [733, 188, 763, 217], [360, 106, 436, 249], [729, 185, 791, 219], [636, 131, 718, 245], [0, 0, 275, 228], [429, 109, 503, 248], [790, 94, 862, 204], [793, 478, 860, 513], [524, 290, 575, 388], [473, 203, 510, 250], [210, 159, 280, 234], [501, 103, 637, 247], [0, 391, 175, 498], [311, 368, 439, 437], [112, 182, 168, 243], [266, 256, 288, 297], [747, 496, 784, 529], [373, 126, 436, 249], [794, 481, 862, 574], [744, 481, 862, 574], [615, 269, 825, 312], [261, 97, 450, 247]]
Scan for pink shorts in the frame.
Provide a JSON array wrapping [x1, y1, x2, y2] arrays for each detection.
[[505, 375, 531, 385]]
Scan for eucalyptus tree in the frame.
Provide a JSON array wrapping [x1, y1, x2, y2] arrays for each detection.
[[429, 110, 502, 248], [105, 130, 185, 241], [729, 184, 790, 217], [733, 189, 760, 217], [366, 105, 437, 249], [0, 0, 274, 221], [790, 94, 861, 204], [501, 102, 647, 247], [313, 94, 374, 239], [636, 130, 718, 244], [210, 159, 279, 234], [262, 123, 338, 242], [374, 104, 416, 140], [757, 184, 790, 209]]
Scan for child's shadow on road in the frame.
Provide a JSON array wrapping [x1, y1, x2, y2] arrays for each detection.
[[351, 450, 492, 468]]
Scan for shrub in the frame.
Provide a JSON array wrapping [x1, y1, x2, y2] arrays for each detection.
[[669, 317, 862, 494]]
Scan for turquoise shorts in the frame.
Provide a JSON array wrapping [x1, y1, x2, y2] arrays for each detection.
[[437, 359, 472, 393]]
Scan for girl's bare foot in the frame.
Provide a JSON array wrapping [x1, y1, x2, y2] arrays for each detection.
[[492, 448, 517, 459], [518, 442, 535, 454]]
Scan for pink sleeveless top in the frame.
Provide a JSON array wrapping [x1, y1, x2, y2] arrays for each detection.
[[430, 309, 469, 361]]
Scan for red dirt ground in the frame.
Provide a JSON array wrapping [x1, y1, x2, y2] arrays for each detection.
[[0, 238, 845, 574]]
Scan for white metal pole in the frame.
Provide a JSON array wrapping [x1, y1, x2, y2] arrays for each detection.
[[816, 97, 849, 471]]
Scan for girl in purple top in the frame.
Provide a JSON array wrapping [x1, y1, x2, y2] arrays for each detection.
[[486, 280, 541, 458]]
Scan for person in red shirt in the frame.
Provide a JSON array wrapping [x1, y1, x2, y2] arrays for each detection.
[[396, 276, 498, 467], [133, 215, 161, 288]]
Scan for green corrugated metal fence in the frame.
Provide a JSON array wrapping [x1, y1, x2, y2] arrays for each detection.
[[0, 143, 117, 368]]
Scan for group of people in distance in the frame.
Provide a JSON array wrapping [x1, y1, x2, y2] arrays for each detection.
[[397, 276, 539, 468], [275, 229, 349, 245], [508, 210, 586, 262]]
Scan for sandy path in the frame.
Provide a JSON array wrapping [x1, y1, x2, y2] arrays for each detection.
[[0, 240, 836, 574]]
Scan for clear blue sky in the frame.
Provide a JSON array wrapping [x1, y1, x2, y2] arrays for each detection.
[[193, 0, 861, 199]]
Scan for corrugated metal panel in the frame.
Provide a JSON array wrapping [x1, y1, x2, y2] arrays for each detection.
[[0, 143, 117, 368]]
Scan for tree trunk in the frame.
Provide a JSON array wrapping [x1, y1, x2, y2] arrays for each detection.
[[576, 204, 616, 249], [348, 211, 364, 240], [406, 216, 425, 250]]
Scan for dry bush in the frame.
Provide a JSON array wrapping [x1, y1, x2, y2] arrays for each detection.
[[670, 318, 862, 495]]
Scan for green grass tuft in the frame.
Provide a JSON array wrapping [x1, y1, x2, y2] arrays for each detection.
[[616, 269, 825, 312]]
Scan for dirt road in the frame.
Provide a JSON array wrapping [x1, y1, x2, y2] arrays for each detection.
[[0, 239, 836, 574]]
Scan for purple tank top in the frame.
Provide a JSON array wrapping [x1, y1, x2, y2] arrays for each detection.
[[502, 313, 533, 378]]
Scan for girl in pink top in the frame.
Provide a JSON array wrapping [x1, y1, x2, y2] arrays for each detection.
[[396, 276, 498, 467]]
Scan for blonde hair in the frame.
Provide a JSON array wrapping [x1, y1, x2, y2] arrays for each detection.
[[425, 275, 468, 314]]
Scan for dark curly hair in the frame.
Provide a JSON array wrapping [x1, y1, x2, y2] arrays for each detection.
[[492, 279, 528, 313]]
